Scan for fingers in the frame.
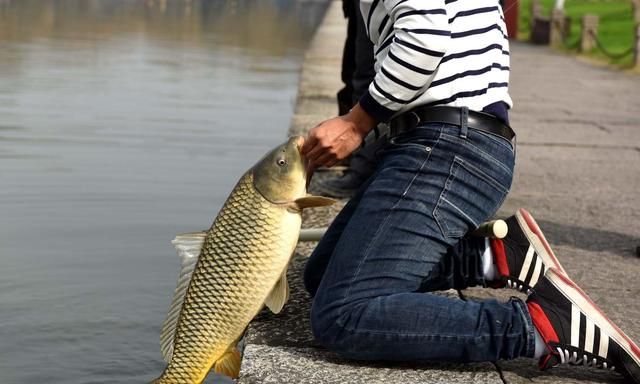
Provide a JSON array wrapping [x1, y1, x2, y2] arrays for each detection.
[[304, 144, 325, 165], [314, 152, 338, 168], [300, 131, 318, 156], [305, 144, 340, 171], [302, 126, 327, 169], [301, 116, 360, 170], [305, 162, 315, 185]]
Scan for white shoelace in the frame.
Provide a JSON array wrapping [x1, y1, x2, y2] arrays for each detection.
[[555, 347, 616, 371]]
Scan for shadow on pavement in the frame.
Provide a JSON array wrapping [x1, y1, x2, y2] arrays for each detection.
[[537, 220, 639, 259]]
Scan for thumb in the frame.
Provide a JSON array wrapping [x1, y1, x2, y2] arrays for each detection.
[[305, 163, 315, 187], [301, 131, 318, 155]]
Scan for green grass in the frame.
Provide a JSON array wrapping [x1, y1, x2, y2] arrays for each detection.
[[516, 0, 637, 67]]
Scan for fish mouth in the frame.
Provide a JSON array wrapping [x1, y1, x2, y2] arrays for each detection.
[[290, 136, 311, 188]]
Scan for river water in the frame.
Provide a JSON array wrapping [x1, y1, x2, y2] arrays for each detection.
[[0, 1, 328, 382]]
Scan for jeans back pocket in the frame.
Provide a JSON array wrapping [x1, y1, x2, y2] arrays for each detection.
[[433, 156, 511, 239]]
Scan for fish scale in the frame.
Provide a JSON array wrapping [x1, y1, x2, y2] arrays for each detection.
[[155, 172, 300, 383]]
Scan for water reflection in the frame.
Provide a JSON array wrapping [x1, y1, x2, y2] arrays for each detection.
[[0, 1, 328, 383], [0, 0, 318, 51]]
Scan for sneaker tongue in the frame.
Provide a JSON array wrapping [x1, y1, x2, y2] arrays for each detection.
[[538, 352, 560, 370], [505, 215, 529, 246]]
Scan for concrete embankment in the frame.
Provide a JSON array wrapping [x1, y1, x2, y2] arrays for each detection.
[[238, 1, 640, 382]]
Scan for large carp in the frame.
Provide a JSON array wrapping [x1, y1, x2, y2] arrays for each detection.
[[151, 136, 334, 383]]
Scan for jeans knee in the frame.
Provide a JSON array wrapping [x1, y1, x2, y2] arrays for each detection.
[[310, 299, 367, 356], [310, 297, 356, 350], [309, 300, 336, 346]]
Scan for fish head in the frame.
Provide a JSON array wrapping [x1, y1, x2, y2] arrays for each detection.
[[252, 136, 307, 203]]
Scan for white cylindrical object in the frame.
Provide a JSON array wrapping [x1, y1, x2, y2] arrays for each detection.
[[472, 220, 508, 239]]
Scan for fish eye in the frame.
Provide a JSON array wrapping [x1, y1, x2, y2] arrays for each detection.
[[277, 158, 287, 166]]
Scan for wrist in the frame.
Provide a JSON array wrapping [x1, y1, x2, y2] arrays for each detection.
[[343, 103, 377, 138]]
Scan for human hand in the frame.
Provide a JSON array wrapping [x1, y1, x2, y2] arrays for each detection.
[[300, 103, 376, 176]]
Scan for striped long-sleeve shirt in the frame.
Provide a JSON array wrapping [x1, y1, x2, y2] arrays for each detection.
[[358, 0, 512, 123]]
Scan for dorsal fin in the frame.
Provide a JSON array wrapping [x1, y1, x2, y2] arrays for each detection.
[[264, 270, 289, 314], [159, 231, 206, 362]]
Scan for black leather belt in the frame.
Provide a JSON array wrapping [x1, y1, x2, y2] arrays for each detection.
[[389, 106, 515, 142]]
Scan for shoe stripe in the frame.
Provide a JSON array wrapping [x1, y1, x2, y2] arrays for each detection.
[[571, 304, 581, 348], [528, 255, 544, 288], [585, 317, 595, 353], [549, 269, 639, 364], [517, 209, 567, 275], [599, 331, 609, 359], [593, 325, 601, 356], [571, 305, 609, 357], [518, 245, 535, 283], [579, 313, 587, 350], [538, 265, 547, 286], [523, 253, 538, 287]]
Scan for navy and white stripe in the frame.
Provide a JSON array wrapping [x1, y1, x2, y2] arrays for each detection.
[[358, 0, 512, 122]]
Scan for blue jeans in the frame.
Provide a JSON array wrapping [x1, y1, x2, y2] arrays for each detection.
[[304, 123, 535, 362]]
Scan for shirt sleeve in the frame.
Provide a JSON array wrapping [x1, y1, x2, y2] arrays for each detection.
[[359, 0, 450, 122]]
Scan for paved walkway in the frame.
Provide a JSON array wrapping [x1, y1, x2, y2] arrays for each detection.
[[237, 2, 640, 383]]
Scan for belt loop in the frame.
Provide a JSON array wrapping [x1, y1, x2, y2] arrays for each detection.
[[459, 106, 469, 138]]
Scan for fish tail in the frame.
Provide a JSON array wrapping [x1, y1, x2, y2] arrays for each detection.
[[212, 347, 242, 379]]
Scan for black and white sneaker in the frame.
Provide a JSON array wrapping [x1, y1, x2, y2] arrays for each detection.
[[490, 208, 568, 293], [527, 268, 640, 383]]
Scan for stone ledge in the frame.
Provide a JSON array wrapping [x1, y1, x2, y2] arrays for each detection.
[[240, 344, 503, 384]]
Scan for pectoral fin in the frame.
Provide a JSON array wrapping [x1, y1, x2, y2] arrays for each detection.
[[264, 271, 289, 314], [292, 195, 337, 210], [213, 347, 242, 379]]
